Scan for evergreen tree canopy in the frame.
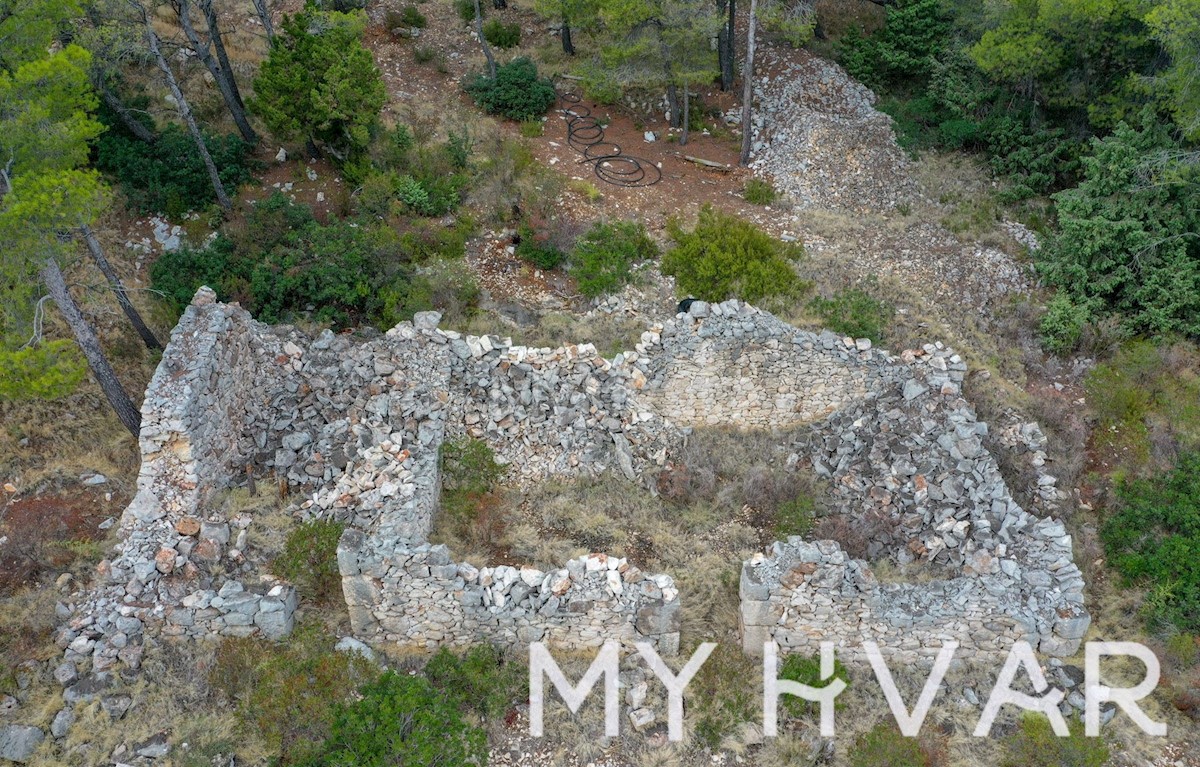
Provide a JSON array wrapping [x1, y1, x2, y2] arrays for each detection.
[[250, 9, 386, 161]]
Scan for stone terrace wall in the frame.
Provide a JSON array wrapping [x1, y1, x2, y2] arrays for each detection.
[[634, 300, 883, 428]]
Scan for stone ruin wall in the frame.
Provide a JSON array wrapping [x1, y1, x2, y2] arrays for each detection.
[[58, 290, 1088, 681]]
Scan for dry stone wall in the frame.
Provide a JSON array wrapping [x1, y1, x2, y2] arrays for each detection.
[[59, 291, 1088, 682]]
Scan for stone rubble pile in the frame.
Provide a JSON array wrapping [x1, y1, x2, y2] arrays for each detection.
[[748, 50, 919, 212]]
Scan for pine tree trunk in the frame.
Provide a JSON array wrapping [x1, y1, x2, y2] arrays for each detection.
[[739, 0, 757, 166], [681, 86, 690, 145], [145, 21, 232, 210], [177, 0, 257, 144], [655, 25, 681, 129], [562, 16, 575, 55], [251, 0, 274, 40], [724, 0, 736, 90], [40, 257, 141, 437], [201, 0, 247, 111], [474, 0, 496, 78], [96, 79, 157, 143], [81, 224, 162, 350], [717, 0, 733, 91]]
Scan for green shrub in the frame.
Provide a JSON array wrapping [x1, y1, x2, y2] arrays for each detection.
[[442, 437, 503, 497], [849, 723, 928, 767], [483, 18, 521, 48], [569, 220, 659, 298], [1039, 293, 1091, 355], [210, 622, 377, 765], [301, 671, 486, 767], [516, 218, 566, 270], [777, 650, 850, 718], [424, 644, 527, 719], [1102, 452, 1200, 632], [1039, 119, 1200, 338], [413, 44, 437, 64], [465, 57, 557, 122], [662, 205, 807, 304], [151, 194, 416, 329], [809, 285, 894, 343], [742, 178, 777, 205], [375, 256, 479, 328], [519, 119, 544, 137], [95, 122, 253, 215], [456, 0, 480, 25], [1001, 713, 1110, 767], [0, 341, 87, 401], [399, 4, 427, 27], [272, 520, 346, 606]]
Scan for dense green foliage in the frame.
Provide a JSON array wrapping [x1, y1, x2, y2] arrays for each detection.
[[1001, 713, 1110, 767], [272, 520, 346, 606], [809, 286, 894, 343], [662, 206, 807, 304], [465, 57, 557, 121], [1103, 452, 1200, 631], [424, 644, 527, 719], [151, 194, 410, 328], [251, 10, 386, 162], [95, 122, 254, 216], [483, 18, 522, 48], [0, 341, 87, 401], [516, 218, 567, 270], [569, 219, 658, 297], [301, 671, 487, 767], [742, 178, 777, 205], [1038, 119, 1200, 339]]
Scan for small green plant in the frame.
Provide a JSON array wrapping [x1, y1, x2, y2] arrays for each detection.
[[809, 285, 894, 343], [424, 644, 527, 719], [569, 220, 659, 298], [439, 437, 504, 539], [301, 671, 486, 767], [774, 496, 815, 539], [516, 216, 566, 270], [455, 0, 480, 24], [399, 4, 427, 27], [662, 205, 807, 304], [849, 723, 928, 767], [465, 57, 557, 122], [742, 178, 777, 205], [482, 18, 521, 48], [1001, 713, 1109, 767], [1103, 451, 1200, 632], [519, 119, 544, 137], [778, 650, 850, 718], [272, 520, 346, 606], [413, 44, 437, 64], [1039, 292, 1091, 355], [568, 179, 603, 202]]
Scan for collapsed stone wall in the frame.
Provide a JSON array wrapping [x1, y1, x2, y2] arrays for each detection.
[[739, 342, 1088, 663], [60, 291, 1089, 680]]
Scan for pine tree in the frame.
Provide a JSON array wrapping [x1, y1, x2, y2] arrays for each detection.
[[250, 9, 386, 161]]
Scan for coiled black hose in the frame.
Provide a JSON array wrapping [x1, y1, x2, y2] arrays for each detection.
[[558, 91, 662, 187]]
